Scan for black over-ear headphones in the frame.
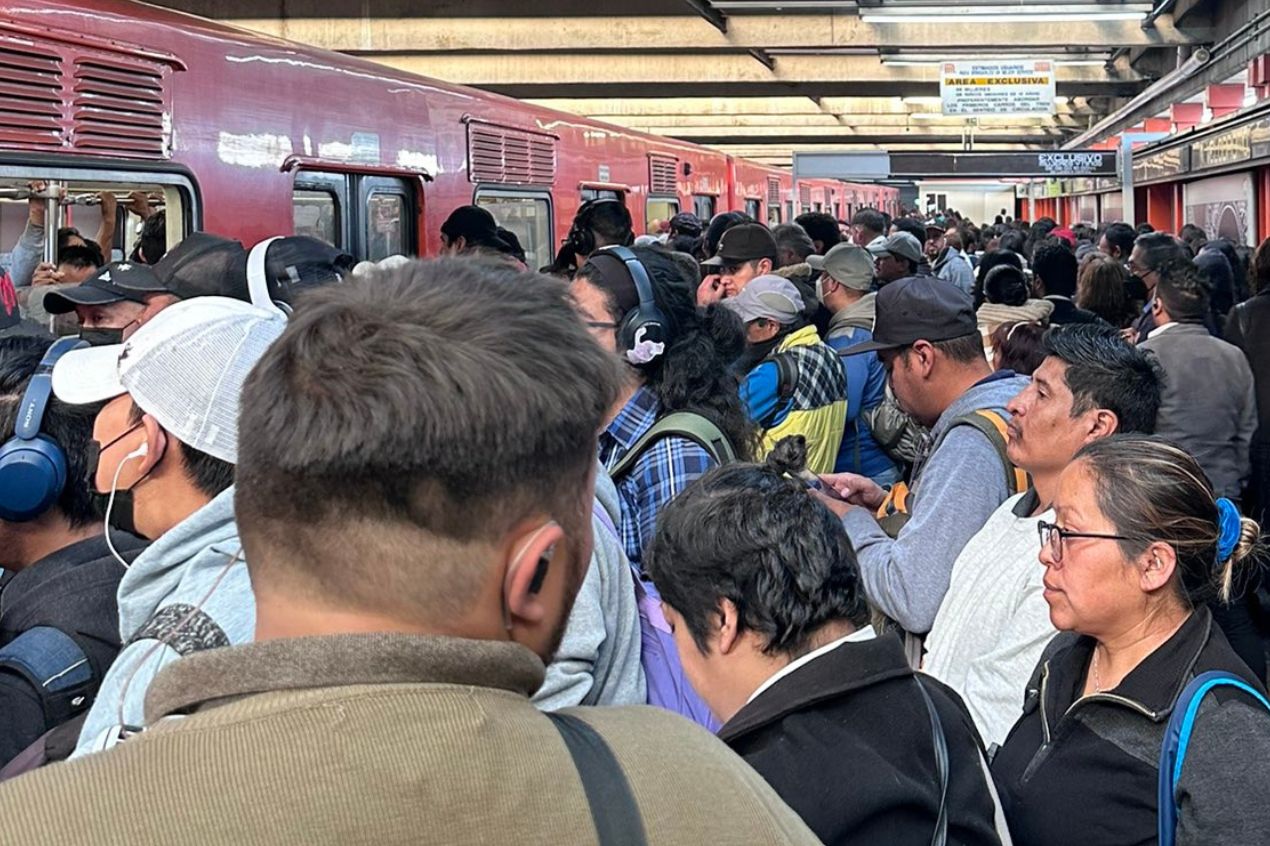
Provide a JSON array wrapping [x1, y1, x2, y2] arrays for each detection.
[[568, 198, 633, 257], [596, 246, 669, 366]]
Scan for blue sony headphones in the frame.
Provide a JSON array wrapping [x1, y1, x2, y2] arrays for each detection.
[[0, 337, 87, 522]]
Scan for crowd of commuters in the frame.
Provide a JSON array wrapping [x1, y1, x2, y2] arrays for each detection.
[[0, 188, 1266, 845]]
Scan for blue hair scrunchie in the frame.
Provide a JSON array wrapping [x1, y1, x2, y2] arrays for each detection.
[[1216, 497, 1242, 563]]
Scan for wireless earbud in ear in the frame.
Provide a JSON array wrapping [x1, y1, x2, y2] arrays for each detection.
[[527, 552, 551, 595]]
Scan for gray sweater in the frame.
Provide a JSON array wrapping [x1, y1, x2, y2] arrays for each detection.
[[1141, 322, 1256, 498], [843, 373, 1030, 634], [533, 467, 645, 709]]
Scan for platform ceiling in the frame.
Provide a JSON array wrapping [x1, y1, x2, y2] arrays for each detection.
[[158, 0, 1234, 167]]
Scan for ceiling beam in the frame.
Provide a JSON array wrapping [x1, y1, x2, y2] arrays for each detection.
[[235, 13, 1205, 52], [525, 95, 1095, 117], [581, 113, 1084, 129], [363, 53, 1147, 98]]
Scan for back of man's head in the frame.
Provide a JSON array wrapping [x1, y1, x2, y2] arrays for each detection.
[[0, 336, 99, 528], [890, 216, 926, 244], [771, 223, 815, 267], [1042, 323, 1161, 434], [57, 244, 102, 273], [235, 259, 622, 632], [1135, 231, 1188, 274], [1155, 258, 1211, 324], [1031, 242, 1078, 298], [794, 212, 841, 252], [1102, 222, 1135, 259], [851, 208, 885, 238], [581, 200, 633, 250]]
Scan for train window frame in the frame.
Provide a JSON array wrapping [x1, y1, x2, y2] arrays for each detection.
[[581, 188, 623, 203], [474, 186, 554, 270], [0, 160, 199, 260], [358, 175, 416, 261], [293, 172, 350, 250], [293, 188, 342, 251], [693, 194, 716, 220], [645, 195, 679, 235]]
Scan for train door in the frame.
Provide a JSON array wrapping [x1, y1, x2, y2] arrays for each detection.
[[693, 194, 716, 220], [291, 171, 419, 261]]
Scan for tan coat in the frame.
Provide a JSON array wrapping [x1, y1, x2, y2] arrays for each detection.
[[0, 633, 820, 846]]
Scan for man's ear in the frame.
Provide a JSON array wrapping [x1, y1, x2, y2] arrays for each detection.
[[503, 520, 565, 626], [137, 413, 168, 476], [1084, 409, 1119, 443], [716, 598, 742, 656], [757, 258, 774, 275], [910, 340, 937, 378]]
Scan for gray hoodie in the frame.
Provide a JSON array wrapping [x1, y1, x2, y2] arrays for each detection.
[[843, 373, 1030, 634], [74, 487, 247, 757], [534, 468, 645, 709]]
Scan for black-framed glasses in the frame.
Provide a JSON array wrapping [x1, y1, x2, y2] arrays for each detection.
[[1037, 520, 1132, 564]]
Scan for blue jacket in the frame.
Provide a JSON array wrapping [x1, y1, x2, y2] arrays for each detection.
[[824, 295, 896, 481]]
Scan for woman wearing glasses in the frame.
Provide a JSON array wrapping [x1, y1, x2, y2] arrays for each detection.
[[991, 435, 1270, 845]]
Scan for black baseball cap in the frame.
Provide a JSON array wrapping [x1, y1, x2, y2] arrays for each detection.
[[253, 236, 354, 306], [42, 262, 153, 314], [441, 205, 499, 243], [702, 223, 779, 267], [114, 232, 250, 302], [843, 275, 978, 355]]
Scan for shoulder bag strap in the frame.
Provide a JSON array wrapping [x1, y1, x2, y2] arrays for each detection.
[[933, 409, 1027, 497], [609, 412, 736, 482], [547, 712, 649, 846], [914, 677, 949, 846], [1157, 670, 1270, 846]]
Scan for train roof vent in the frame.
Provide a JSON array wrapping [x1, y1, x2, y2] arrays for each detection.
[[70, 57, 169, 158], [468, 122, 557, 185], [649, 155, 678, 195], [766, 177, 781, 207], [0, 42, 66, 151]]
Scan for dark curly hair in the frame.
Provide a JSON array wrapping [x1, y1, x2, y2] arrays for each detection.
[[576, 247, 757, 460], [646, 456, 869, 657]]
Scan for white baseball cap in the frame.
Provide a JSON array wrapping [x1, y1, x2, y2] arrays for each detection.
[[52, 296, 287, 464]]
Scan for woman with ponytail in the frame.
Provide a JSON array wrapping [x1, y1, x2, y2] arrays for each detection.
[[571, 246, 757, 570], [992, 435, 1270, 846]]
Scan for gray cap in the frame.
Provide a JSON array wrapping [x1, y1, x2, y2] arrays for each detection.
[[808, 243, 874, 291], [721, 275, 805, 324], [868, 232, 924, 265], [843, 275, 977, 355]]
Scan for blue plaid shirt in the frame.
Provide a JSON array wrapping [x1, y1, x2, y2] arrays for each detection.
[[599, 386, 717, 571]]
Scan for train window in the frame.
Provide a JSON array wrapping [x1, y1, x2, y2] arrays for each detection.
[[358, 176, 416, 262], [293, 190, 340, 248], [476, 189, 553, 270], [646, 197, 678, 234], [785, 201, 794, 223], [693, 195, 716, 220], [767, 205, 781, 226], [366, 193, 406, 261], [581, 188, 622, 203], [813, 202, 823, 213], [744, 199, 761, 220]]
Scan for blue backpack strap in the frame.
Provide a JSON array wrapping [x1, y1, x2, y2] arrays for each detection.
[[1158, 670, 1270, 846], [0, 626, 95, 726]]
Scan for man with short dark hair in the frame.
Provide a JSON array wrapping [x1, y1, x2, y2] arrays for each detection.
[[700, 222, 779, 302], [924, 324, 1162, 745], [933, 228, 975, 298], [1140, 259, 1255, 500], [0, 261, 822, 845], [0, 336, 147, 767], [850, 208, 887, 251], [772, 223, 816, 269], [646, 461, 1006, 846], [1098, 222, 1135, 263], [50, 297, 286, 758], [823, 277, 1030, 635], [869, 232, 924, 286], [794, 211, 841, 255], [1127, 231, 1189, 342], [1031, 242, 1099, 325]]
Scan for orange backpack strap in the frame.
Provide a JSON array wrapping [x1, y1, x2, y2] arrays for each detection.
[[961, 409, 1029, 496]]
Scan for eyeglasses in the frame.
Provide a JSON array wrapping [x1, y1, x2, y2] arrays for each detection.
[[1126, 260, 1155, 277], [1037, 520, 1133, 564]]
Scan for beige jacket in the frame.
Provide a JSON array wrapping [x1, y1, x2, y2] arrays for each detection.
[[0, 633, 819, 846]]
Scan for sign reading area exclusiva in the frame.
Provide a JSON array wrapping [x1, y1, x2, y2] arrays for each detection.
[[940, 60, 1057, 117]]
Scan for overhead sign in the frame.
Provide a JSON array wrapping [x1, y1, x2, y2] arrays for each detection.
[[940, 60, 1056, 117], [889, 151, 1116, 178]]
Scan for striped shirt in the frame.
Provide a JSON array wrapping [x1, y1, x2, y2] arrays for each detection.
[[599, 386, 716, 570]]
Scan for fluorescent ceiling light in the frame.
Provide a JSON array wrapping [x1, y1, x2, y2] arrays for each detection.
[[864, 12, 1145, 22], [880, 53, 1108, 66]]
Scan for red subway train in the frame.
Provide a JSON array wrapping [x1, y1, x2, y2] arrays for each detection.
[[0, 0, 898, 267]]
